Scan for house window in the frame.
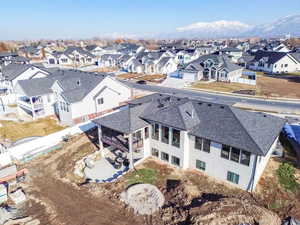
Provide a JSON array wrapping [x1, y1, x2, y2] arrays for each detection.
[[196, 160, 206, 171], [171, 156, 180, 166], [151, 123, 159, 140], [195, 137, 203, 150], [145, 127, 149, 139], [227, 171, 239, 184], [61, 58, 68, 63], [240, 151, 251, 166], [151, 148, 159, 157], [285, 64, 288, 67], [171, 128, 180, 148], [221, 145, 230, 159], [195, 137, 210, 153], [66, 104, 69, 112], [161, 152, 169, 162], [230, 147, 240, 163], [97, 98, 104, 105], [161, 126, 169, 144], [202, 139, 210, 153]]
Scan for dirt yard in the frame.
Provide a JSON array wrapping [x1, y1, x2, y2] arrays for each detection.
[[191, 75, 300, 98], [13, 129, 300, 225], [91, 67, 118, 72], [117, 73, 166, 83], [0, 117, 65, 142], [19, 130, 144, 225]]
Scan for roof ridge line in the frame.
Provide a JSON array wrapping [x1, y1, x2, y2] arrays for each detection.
[[229, 107, 263, 155]]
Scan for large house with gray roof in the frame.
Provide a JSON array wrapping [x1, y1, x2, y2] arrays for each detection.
[[94, 93, 285, 191], [247, 50, 300, 73], [46, 46, 96, 66], [15, 70, 132, 124], [0, 63, 49, 94], [169, 53, 243, 83]]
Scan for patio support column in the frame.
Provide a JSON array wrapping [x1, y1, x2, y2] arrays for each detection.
[[30, 97, 35, 119], [98, 125, 104, 157], [128, 133, 134, 169]]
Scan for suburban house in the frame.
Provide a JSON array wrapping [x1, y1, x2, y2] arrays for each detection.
[[169, 54, 243, 83], [46, 46, 96, 66], [97, 54, 122, 68], [14, 78, 56, 119], [155, 57, 178, 74], [93, 93, 285, 191], [219, 47, 243, 63], [85, 45, 105, 56], [273, 43, 290, 53], [0, 63, 49, 94], [14, 70, 132, 125], [248, 50, 300, 73], [18, 46, 45, 61]]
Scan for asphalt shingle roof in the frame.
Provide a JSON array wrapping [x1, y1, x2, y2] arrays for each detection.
[[94, 93, 285, 156]]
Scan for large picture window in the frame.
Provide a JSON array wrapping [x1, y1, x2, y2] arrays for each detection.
[[221, 145, 230, 159], [151, 123, 159, 140], [161, 126, 169, 144], [172, 129, 180, 148], [230, 147, 240, 163], [195, 137, 203, 150], [202, 139, 210, 153], [240, 151, 251, 166]]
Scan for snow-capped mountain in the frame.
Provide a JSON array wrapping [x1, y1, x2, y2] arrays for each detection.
[[246, 15, 300, 37], [174, 20, 252, 38], [167, 15, 300, 39]]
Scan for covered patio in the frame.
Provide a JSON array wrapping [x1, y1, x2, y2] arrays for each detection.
[[93, 104, 150, 170]]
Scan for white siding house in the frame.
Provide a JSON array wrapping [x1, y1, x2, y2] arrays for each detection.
[[94, 93, 285, 191]]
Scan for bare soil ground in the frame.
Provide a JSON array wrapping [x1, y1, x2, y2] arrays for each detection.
[[16, 129, 300, 225], [19, 130, 143, 225], [117, 73, 166, 83], [191, 75, 300, 98], [91, 67, 118, 72]]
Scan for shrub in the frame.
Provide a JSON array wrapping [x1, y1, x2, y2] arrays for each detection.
[[276, 163, 299, 192]]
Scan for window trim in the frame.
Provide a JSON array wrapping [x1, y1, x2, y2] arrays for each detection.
[[227, 171, 239, 184], [161, 151, 169, 162], [171, 156, 180, 166], [196, 159, 206, 171]]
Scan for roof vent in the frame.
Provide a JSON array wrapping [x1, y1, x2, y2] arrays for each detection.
[[220, 105, 224, 109], [177, 98, 181, 101], [207, 104, 212, 107], [198, 102, 202, 105], [157, 99, 164, 108], [77, 80, 81, 86], [263, 115, 267, 117]]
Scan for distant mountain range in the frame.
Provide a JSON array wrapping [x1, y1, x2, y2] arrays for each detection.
[[164, 15, 300, 39]]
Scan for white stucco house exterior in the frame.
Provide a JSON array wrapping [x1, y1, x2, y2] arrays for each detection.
[[14, 69, 132, 124], [94, 93, 285, 191], [248, 51, 300, 73], [0, 63, 49, 94]]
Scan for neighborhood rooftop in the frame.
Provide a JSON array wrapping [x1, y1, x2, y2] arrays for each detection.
[[94, 93, 285, 156]]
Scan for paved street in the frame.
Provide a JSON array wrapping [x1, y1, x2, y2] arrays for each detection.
[[122, 81, 300, 114]]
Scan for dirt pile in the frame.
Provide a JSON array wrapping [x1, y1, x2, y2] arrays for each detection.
[[150, 180, 281, 225], [190, 197, 281, 225]]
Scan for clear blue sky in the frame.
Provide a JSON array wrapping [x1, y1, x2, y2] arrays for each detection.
[[1, 0, 300, 40]]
